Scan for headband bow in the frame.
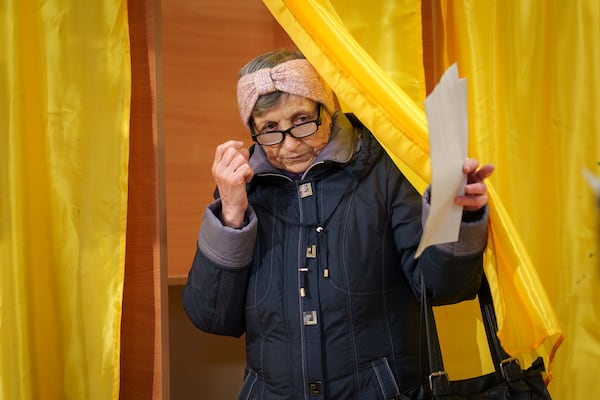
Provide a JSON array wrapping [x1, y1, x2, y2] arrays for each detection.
[[236, 59, 335, 125]]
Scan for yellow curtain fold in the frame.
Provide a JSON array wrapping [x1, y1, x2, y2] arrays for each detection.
[[330, 0, 427, 107], [264, 0, 431, 194], [263, 0, 562, 382], [0, 1, 130, 399]]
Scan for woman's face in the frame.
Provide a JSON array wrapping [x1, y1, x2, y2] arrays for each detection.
[[252, 94, 331, 174]]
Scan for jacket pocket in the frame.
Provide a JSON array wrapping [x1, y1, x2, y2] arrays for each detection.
[[237, 369, 260, 400], [370, 358, 403, 400]]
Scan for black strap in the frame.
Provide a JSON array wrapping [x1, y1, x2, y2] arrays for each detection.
[[420, 273, 449, 395], [478, 276, 524, 382], [420, 273, 444, 375], [420, 271, 524, 396]]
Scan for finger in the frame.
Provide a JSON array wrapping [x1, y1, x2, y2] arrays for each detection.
[[463, 158, 480, 174], [215, 140, 244, 162], [239, 147, 250, 161], [226, 152, 252, 176], [464, 182, 487, 196], [215, 150, 253, 186], [466, 163, 495, 184], [455, 194, 488, 211], [237, 163, 254, 183], [221, 147, 248, 168], [223, 149, 250, 173], [473, 163, 495, 181], [213, 143, 247, 174]]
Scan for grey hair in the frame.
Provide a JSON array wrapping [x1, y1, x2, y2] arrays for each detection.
[[238, 49, 305, 114]]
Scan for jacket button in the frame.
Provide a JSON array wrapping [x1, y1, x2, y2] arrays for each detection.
[[299, 182, 313, 198], [307, 381, 321, 395]]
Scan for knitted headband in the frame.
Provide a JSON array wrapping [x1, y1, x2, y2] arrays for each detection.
[[236, 58, 336, 125]]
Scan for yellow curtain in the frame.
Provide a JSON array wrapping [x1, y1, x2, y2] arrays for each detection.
[[329, 0, 426, 107], [0, 1, 130, 399], [264, 0, 562, 383], [433, 2, 600, 398]]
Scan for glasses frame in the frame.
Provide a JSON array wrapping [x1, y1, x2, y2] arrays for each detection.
[[251, 104, 322, 146]]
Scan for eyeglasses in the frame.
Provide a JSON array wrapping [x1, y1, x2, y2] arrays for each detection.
[[251, 105, 322, 146]]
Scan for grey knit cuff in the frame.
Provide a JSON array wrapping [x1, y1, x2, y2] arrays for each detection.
[[197, 199, 257, 269]]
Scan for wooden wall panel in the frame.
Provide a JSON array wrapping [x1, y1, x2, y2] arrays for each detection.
[[122, 0, 169, 398]]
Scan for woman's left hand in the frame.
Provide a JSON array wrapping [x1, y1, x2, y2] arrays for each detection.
[[454, 158, 495, 212]]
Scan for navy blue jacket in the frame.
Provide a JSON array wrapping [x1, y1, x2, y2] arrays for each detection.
[[183, 112, 487, 399]]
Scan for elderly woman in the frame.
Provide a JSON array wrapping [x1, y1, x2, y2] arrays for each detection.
[[183, 49, 494, 399]]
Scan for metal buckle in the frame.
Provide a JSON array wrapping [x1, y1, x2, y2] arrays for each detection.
[[500, 357, 521, 380], [428, 370, 448, 390], [307, 381, 322, 395]]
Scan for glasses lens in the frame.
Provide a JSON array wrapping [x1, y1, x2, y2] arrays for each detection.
[[290, 122, 318, 138], [256, 131, 283, 145]]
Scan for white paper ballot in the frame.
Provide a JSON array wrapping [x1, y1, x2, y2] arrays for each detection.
[[415, 63, 468, 258]]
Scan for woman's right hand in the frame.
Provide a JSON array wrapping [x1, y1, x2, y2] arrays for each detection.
[[211, 140, 254, 228]]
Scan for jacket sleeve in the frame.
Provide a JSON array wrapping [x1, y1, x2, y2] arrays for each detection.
[[391, 166, 487, 306], [182, 199, 257, 337]]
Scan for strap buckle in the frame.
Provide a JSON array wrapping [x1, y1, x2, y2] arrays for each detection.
[[500, 357, 522, 382], [428, 370, 448, 391]]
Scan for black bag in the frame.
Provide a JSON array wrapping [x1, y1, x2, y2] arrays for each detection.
[[404, 273, 552, 400]]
